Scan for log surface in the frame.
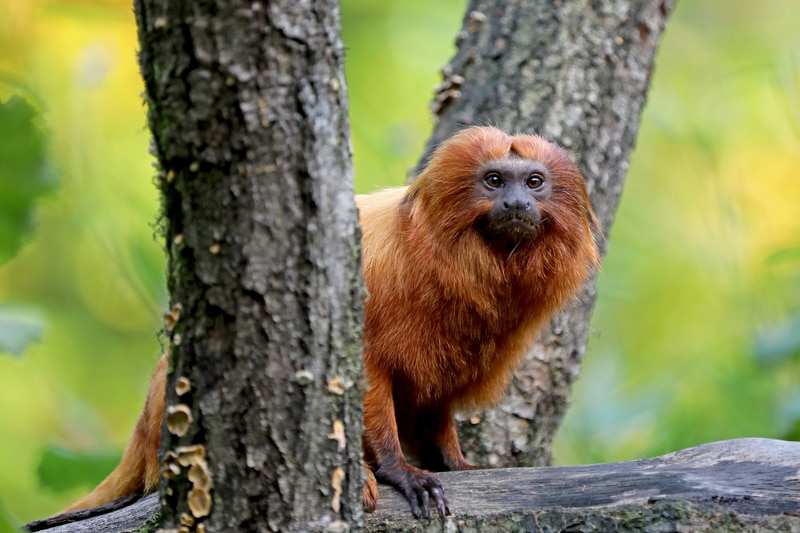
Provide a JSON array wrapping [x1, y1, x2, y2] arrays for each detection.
[[369, 438, 800, 532], [26, 438, 800, 532]]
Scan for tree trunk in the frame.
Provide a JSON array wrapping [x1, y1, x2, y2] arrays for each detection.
[[422, 0, 675, 468], [134, 1, 364, 531]]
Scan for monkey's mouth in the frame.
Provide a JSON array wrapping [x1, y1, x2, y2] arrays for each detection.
[[487, 214, 543, 241]]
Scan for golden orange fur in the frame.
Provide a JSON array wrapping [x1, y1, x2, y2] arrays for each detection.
[[64, 355, 166, 512], [65, 126, 599, 519], [359, 127, 599, 516]]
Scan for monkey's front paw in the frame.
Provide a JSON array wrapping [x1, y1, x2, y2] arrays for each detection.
[[376, 462, 450, 519]]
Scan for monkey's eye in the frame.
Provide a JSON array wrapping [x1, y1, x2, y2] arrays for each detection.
[[484, 173, 503, 189], [527, 173, 545, 189]]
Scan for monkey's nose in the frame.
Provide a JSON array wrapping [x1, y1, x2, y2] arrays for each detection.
[[503, 198, 531, 211]]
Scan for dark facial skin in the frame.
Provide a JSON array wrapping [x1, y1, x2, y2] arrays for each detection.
[[477, 156, 552, 243]]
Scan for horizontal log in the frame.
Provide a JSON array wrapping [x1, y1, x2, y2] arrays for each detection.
[[25, 438, 800, 532], [369, 438, 800, 532]]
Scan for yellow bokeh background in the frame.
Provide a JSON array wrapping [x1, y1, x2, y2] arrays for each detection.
[[0, 0, 798, 526]]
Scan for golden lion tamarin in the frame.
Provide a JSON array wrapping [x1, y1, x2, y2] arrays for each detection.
[[66, 126, 599, 519]]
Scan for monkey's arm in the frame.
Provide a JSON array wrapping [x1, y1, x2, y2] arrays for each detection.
[[362, 375, 450, 519], [64, 355, 166, 512]]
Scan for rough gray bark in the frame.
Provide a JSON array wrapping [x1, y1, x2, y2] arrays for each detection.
[[133, 0, 364, 531], [27, 439, 800, 532], [421, 0, 676, 468], [367, 439, 800, 532]]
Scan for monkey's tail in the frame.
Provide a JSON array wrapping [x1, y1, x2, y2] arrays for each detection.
[[63, 355, 167, 512]]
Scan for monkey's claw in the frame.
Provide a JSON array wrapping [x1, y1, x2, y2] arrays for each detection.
[[406, 471, 449, 519], [376, 462, 450, 519]]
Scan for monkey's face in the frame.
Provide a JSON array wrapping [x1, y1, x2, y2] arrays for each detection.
[[409, 126, 597, 258], [476, 155, 552, 243]]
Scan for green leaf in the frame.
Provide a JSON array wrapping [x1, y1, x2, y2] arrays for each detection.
[[0, 96, 58, 263], [36, 445, 122, 493], [0, 307, 43, 357]]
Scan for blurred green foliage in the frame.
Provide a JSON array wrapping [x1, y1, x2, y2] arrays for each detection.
[[0, 95, 52, 360], [0, 96, 57, 264], [554, 0, 800, 464], [36, 445, 121, 493], [0, 305, 43, 357], [0, 0, 798, 526], [0, 504, 21, 533]]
